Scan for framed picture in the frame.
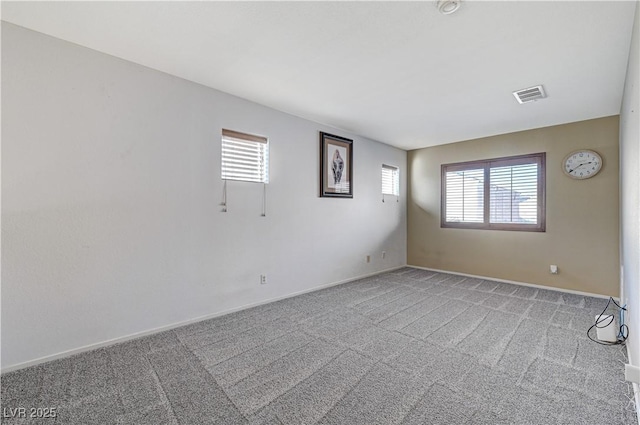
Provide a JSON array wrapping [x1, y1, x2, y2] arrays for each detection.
[[320, 132, 353, 198]]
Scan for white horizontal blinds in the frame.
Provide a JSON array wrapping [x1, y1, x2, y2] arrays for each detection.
[[489, 162, 538, 224], [442, 153, 545, 231], [221, 129, 269, 183], [445, 168, 484, 223], [381, 164, 399, 196]]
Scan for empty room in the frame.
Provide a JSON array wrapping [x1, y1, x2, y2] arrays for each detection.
[[2, 1, 640, 424]]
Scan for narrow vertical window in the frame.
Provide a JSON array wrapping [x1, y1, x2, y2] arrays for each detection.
[[381, 164, 400, 197]]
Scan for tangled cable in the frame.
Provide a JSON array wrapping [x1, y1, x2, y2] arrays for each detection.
[[587, 297, 628, 345]]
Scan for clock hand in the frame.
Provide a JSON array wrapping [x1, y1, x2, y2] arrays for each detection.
[[569, 162, 592, 173]]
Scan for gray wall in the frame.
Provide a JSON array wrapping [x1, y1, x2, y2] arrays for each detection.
[[1, 23, 407, 370]]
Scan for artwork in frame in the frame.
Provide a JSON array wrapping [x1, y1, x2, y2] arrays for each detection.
[[320, 132, 353, 198]]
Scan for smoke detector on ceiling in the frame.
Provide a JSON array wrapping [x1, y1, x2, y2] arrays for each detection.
[[513, 85, 547, 104], [436, 1, 461, 15]]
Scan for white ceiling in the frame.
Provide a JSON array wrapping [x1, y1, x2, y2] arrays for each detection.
[[2, 1, 636, 150]]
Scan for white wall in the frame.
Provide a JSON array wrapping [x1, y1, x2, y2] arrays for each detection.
[[620, 2, 639, 372], [1, 23, 407, 370]]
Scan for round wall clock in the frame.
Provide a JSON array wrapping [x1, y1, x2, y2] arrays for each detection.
[[562, 150, 603, 179]]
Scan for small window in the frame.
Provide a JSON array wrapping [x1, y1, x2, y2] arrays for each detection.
[[221, 129, 269, 183], [441, 153, 545, 231], [382, 164, 400, 196]]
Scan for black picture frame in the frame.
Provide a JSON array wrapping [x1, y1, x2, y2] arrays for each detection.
[[320, 132, 353, 198]]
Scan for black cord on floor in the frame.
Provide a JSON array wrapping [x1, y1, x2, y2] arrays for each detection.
[[586, 297, 628, 345]]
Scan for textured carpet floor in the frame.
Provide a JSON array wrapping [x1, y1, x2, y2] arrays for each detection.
[[1, 267, 638, 424]]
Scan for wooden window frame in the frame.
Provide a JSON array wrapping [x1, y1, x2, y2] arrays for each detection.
[[441, 152, 546, 232]]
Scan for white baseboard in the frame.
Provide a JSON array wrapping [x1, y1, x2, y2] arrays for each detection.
[[626, 343, 640, 424], [1, 265, 405, 374], [407, 265, 615, 300], [633, 382, 640, 424]]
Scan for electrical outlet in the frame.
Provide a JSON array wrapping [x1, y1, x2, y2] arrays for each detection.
[[382, 251, 386, 259], [366, 255, 371, 263], [626, 364, 640, 384], [260, 274, 267, 284], [550, 265, 558, 274]]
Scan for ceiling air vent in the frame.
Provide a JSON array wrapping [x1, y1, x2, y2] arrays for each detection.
[[513, 85, 546, 104]]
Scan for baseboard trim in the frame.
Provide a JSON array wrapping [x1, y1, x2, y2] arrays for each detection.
[[1, 265, 405, 374], [626, 344, 640, 424], [407, 265, 615, 300], [633, 382, 640, 424]]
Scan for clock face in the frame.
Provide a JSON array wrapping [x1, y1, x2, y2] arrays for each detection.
[[563, 150, 602, 179]]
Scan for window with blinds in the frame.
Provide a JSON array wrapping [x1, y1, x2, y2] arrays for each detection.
[[441, 153, 545, 231], [382, 164, 400, 196], [221, 129, 269, 183], [444, 168, 484, 223]]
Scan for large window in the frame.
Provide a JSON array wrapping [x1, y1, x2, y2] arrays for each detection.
[[441, 153, 545, 231], [221, 129, 269, 183]]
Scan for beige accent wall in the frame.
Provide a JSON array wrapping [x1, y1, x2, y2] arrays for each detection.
[[408, 116, 620, 297]]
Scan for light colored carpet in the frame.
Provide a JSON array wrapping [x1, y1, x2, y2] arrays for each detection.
[[1, 267, 638, 424]]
